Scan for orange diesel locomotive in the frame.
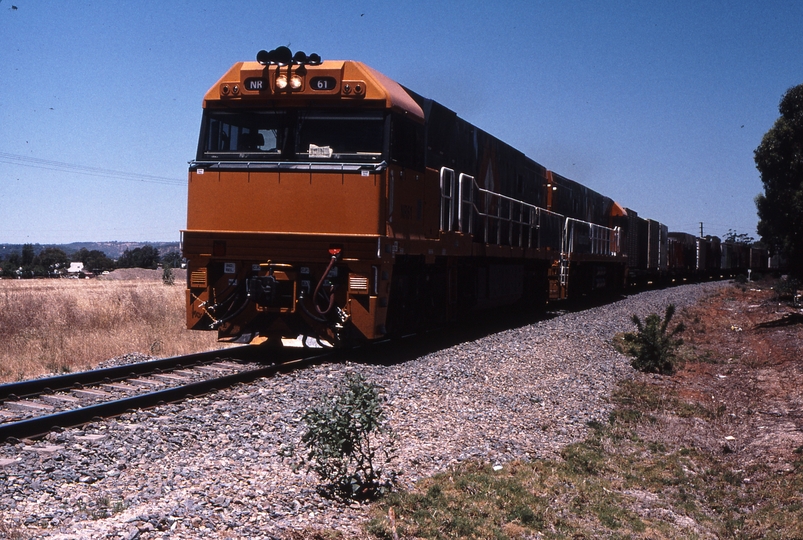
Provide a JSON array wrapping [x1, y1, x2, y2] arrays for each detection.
[[182, 47, 628, 346]]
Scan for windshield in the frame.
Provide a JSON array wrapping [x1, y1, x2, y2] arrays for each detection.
[[198, 109, 387, 162]]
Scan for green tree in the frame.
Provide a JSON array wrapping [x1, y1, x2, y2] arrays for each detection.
[[755, 83, 803, 279], [1, 252, 21, 277], [723, 229, 756, 246], [21, 244, 35, 266], [117, 245, 160, 269], [73, 248, 115, 272], [35, 247, 69, 275], [160, 250, 183, 268], [19, 244, 39, 277]]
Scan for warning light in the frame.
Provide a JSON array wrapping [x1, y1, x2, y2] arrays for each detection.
[[328, 247, 342, 256]]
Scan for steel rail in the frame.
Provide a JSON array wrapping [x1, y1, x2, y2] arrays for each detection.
[[0, 351, 334, 442], [0, 346, 274, 401]]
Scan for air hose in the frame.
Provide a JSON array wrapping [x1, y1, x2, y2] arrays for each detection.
[[313, 255, 338, 315]]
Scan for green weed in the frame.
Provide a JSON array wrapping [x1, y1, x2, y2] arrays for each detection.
[[622, 304, 685, 374], [298, 372, 395, 501]]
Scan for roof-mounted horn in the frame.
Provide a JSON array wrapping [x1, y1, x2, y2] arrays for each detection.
[[257, 47, 322, 66]]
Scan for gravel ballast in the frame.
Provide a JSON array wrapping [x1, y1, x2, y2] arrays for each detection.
[[0, 282, 725, 539]]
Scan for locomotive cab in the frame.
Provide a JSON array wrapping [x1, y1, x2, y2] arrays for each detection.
[[182, 52, 428, 345]]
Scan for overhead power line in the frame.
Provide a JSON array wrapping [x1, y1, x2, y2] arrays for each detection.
[[0, 152, 186, 186]]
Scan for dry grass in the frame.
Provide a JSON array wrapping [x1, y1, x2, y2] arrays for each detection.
[[0, 274, 225, 382]]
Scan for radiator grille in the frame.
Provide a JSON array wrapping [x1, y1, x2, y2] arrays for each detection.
[[348, 275, 369, 291], [190, 268, 208, 288]]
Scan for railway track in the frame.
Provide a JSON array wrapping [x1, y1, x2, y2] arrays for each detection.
[[0, 346, 336, 442], [0, 288, 682, 445]]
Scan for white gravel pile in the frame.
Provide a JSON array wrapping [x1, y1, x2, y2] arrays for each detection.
[[0, 282, 725, 539]]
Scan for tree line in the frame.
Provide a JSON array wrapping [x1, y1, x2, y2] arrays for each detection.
[[0, 244, 183, 278]]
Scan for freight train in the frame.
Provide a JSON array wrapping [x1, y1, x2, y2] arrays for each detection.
[[182, 47, 766, 346]]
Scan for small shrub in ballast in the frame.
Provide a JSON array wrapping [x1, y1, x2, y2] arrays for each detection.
[[622, 304, 685, 375], [299, 372, 395, 501]]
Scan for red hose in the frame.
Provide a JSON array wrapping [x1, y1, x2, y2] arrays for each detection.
[[313, 256, 337, 315]]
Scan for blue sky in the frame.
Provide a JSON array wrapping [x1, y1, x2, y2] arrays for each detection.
[[1, 0, 801, 244]]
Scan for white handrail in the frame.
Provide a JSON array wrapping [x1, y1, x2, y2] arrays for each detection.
[[439, 167, 620, 257], [439, 167, 456, 232]]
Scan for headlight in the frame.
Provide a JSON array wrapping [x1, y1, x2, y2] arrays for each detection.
[[275, 74, 303, 91]]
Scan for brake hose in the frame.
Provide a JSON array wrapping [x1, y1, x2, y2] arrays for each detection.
[[313, 256, 338, 315]]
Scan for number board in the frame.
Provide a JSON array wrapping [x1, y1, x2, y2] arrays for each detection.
[[244, 77, 267, 91], [310, 77, 337, 91]]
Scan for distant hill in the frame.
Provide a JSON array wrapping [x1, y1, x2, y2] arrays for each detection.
[[0, 241, 180, 260]]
